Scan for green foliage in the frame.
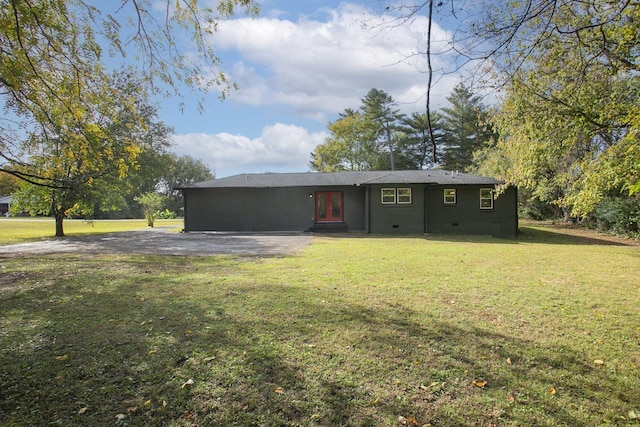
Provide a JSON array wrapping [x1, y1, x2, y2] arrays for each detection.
[[310, 110, 376, 171], [156, 208, 177, 220], [585, 195, 640, 238], [471, 0, 639, 223], [10, 72, 166, 236], [1, 0, 255, 232], [159, 155, 214, 215], [311, 90, 453, 172], [361, 88, 406, 169], [135, 192, 165, 227], [400, 112, 443, 169], [441, 82, 495, 172]]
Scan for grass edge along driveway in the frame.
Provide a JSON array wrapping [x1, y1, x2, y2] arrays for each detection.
[[0, 223, 638, 426]]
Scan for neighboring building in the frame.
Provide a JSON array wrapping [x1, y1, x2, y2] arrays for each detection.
[[180, 170, 518, 237], [0, 195, 11, 216]]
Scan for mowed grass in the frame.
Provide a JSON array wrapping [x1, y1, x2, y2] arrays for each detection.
[[0, 223, 638, 426], [0, 218, 184, 245]]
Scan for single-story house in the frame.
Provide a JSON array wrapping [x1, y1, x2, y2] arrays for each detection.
[[0, 195, 11, 216], [180, 170, 518, 237]]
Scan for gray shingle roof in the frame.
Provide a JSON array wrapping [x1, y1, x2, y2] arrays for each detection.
[[184, 170, 501, 189]]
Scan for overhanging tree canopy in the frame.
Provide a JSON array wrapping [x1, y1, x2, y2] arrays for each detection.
[[1, 0, 258, 186]]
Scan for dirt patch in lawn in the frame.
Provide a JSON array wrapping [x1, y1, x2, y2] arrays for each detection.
[[0, 227, 314, 257]]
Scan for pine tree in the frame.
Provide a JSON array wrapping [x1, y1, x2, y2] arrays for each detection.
[[441, 83, 494, 172]]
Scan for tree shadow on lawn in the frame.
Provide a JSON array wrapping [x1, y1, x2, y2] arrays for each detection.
[[327, 226, 636, 247], [0, 263, 637, 426]]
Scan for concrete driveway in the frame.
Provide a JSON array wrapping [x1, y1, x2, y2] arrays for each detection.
[[0, 227, 314, 256]]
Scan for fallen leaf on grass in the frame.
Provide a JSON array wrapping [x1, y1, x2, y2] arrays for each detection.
[[181, 379, 194, 388], [274, 386, 284, 394], [78, 407, 88, 414], [115, 413, 126, 421], [593, 359, 605, 365], [144, 399, 151, 406], [55, 354, 69, 361], [549, 387, 557, 395], [472, 379, 487, 388], [407, 416, 419, 425], [628, 410, 637, 419]]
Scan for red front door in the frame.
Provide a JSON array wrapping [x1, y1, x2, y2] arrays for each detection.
[[316, 191, 343, 222]]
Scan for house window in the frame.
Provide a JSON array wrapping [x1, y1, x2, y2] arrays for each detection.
[[397, 188, 412, 204], [381, 187, 413, 205], [444, 189, 456, 204], [480, 188, 494, 209], [381, 188, 396, 204]]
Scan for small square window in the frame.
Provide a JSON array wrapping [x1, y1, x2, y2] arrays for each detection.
[[480, 188, 494, 209], [397, 188, 412, 204], [444, 189, 456, 204], [381, 188, 396, 204]]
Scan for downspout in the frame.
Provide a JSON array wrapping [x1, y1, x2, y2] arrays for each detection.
[[365, 186, 371, 234], [182, 189, 188, 232], [424, 186, 428, 234]]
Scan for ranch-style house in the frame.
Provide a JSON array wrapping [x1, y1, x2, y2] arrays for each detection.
[[180, 170, 518, 237]]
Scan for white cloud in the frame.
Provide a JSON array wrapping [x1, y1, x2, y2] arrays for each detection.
[[171, 123, 328, 177], [207, 3, 456, 119], [168, 2, 488, 177]]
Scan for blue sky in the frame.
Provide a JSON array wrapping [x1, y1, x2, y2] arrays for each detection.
[[154, 0, 478, 177]]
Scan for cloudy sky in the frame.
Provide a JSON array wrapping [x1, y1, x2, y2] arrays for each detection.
[[159, 0, 477, 177]]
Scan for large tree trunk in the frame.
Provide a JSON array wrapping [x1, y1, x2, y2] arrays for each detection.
[[55, 213, 65, 237]]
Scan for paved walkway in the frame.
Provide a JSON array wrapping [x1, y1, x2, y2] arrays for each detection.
[[0, 227, 314, 256]]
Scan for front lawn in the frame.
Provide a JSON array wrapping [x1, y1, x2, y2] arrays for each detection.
[[0, 224, 638, 426], [0, 218, 183, 245]]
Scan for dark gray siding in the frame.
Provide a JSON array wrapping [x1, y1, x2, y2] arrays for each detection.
[[184, 186, 366, 232], [369, 184, 427, 234], [425, 185, 518, 237]]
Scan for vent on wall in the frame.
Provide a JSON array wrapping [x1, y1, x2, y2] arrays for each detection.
[[392, 224, 399, 228], [452, 223, 459, 226]]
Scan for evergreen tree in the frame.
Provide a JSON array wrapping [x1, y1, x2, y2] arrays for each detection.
[[360, 89, 406, 170], [441, 83, 494, 172], [400, 112, 444, 169]]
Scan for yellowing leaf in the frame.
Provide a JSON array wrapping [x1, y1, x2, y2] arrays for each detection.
[[593, 359, 605, 365], [78, 407, 88, 414], [274, 386, 284, 394], [144, 400, 151, 406], [55, 354, 69, 361], [549, 387, 557, 395], [181, 379, 194, 389], [407, 416, 419, 425], [472, 379, 487, 388]]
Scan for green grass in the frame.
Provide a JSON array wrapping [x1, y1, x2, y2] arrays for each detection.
[[0, 224, 638, 426], [0, 218, 183, 245]]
